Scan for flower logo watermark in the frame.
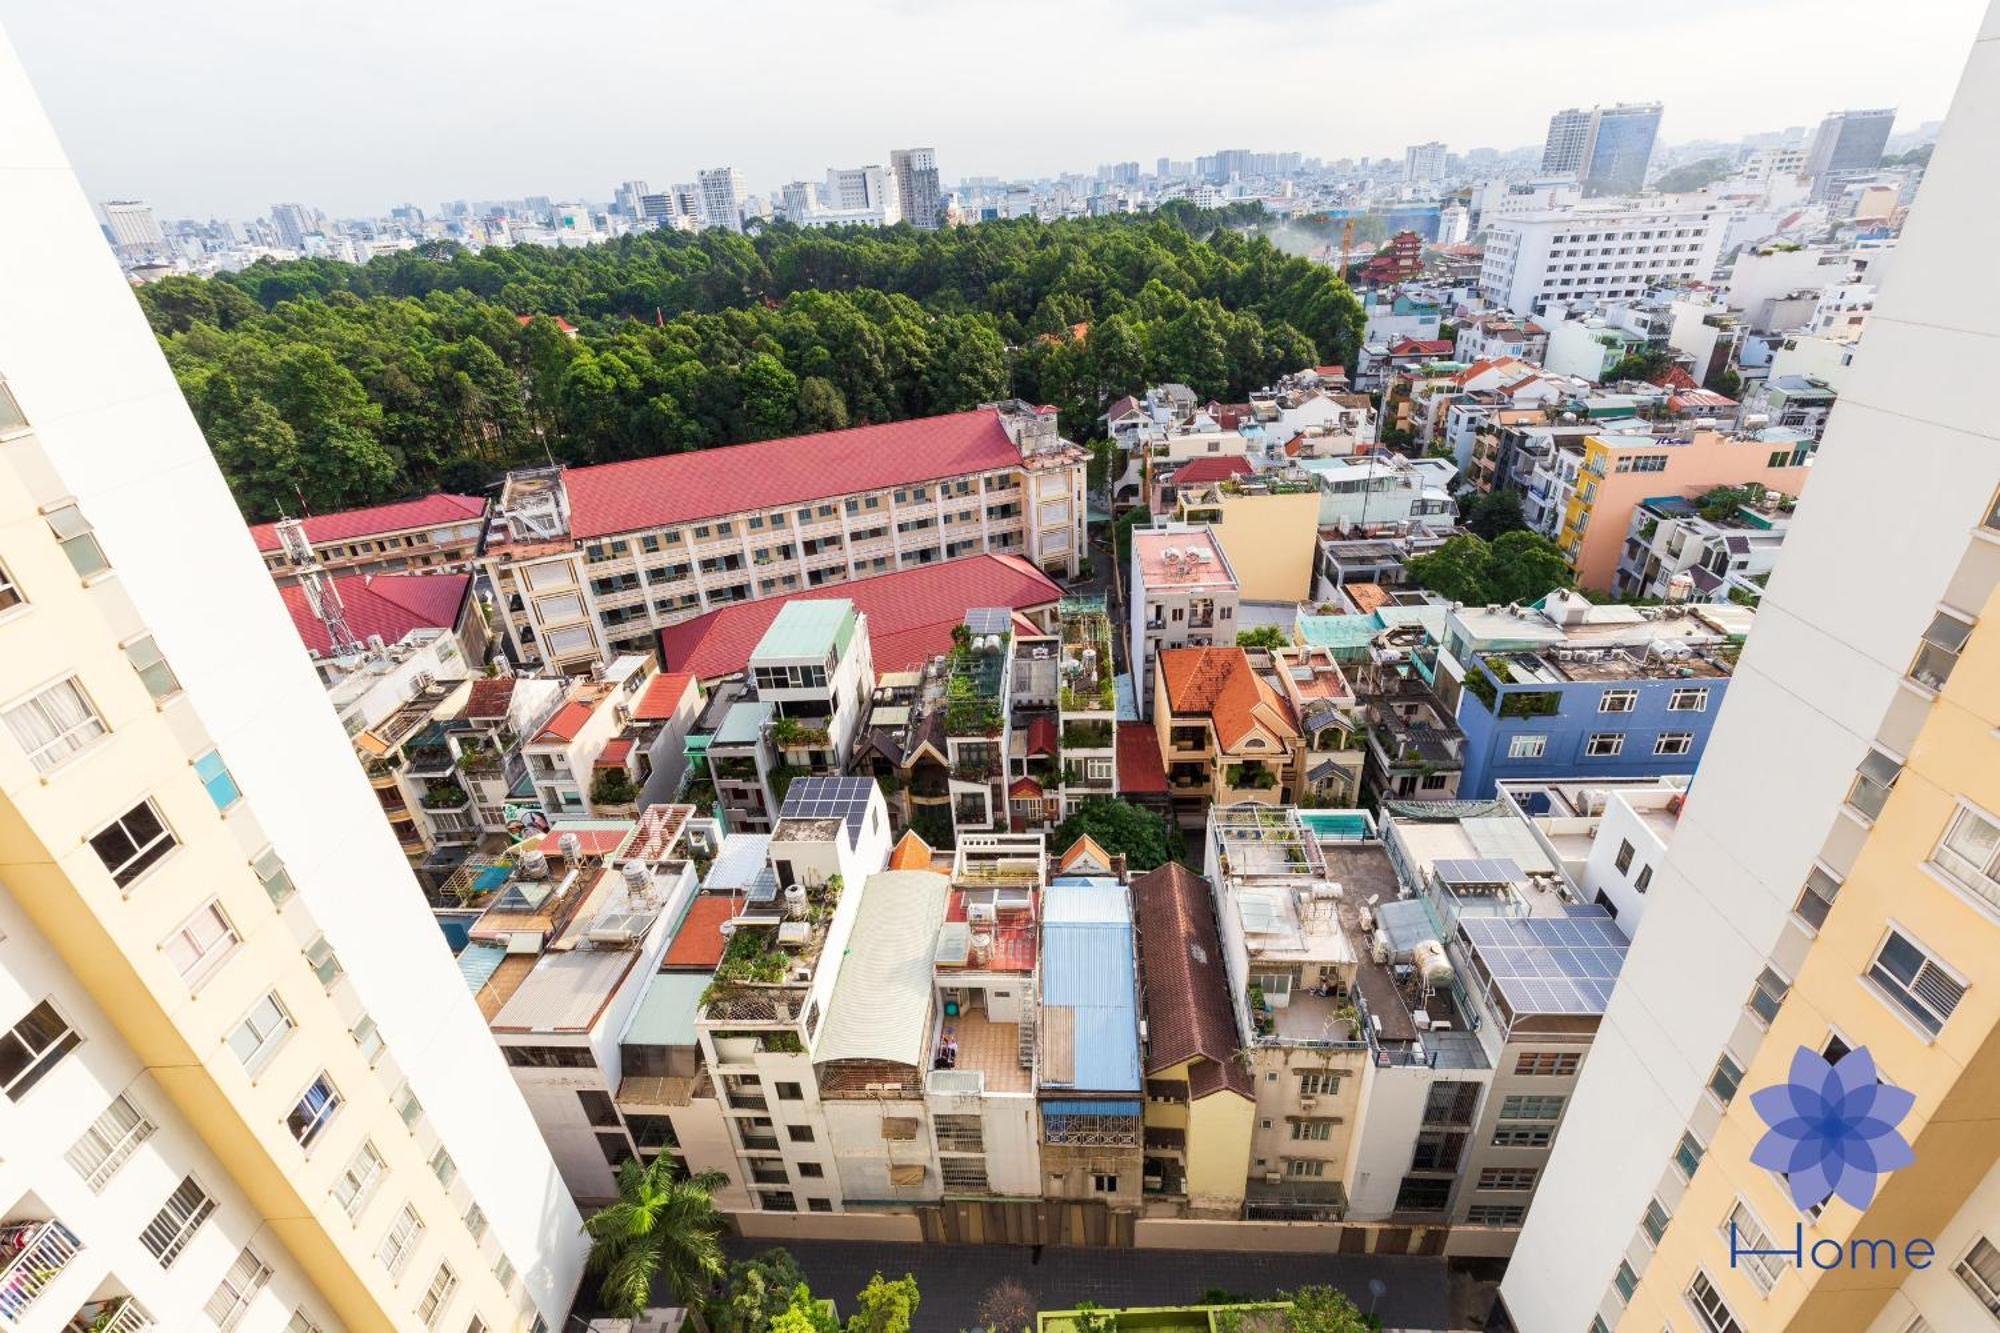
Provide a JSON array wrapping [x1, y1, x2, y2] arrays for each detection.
[[1750, 1045, 1915, 1212]]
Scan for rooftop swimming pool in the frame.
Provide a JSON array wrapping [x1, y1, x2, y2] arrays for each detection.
[[1298, 810, 1371, 841]]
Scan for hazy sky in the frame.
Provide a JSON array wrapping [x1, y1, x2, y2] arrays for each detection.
[[0, 0, 1982, 219]]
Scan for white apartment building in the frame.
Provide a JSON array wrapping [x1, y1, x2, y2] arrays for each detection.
[[695, 167, 745, 233], [1503, 17, 2000, 1328], [1128, 525, 1241, 711], [891, 148, 944, 230], [102, 200, 164, 253], [1404, 142, 1447, 184], [0, 27, 586, 1330], [1480, 202, 1726, 316], [812, 165, 900, 226]]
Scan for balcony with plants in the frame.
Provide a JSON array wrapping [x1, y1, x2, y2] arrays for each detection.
[[944, 626, 1009, 739], [419, 780, 472, 811], [1058, 597, 1117, 717], [1223, 761, 1281, 792]]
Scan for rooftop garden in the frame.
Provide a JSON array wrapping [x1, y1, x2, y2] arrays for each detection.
[[770, 715, 831, 750]]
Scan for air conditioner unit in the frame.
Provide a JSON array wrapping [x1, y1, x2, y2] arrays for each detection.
[[1264, 1171, 1283, 1185], [1299, 1095, 1318, 1110], [967, 902, 997, 925]]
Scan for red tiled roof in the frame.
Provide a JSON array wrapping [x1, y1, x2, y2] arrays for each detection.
[[664, 897, 738, 968], [278, 573, 468, 658], [659, 554, 1062, 681], [1651, 366, 1700, 390], [1117, 722, 1169, 795], [1131, 862, 1251, 1096], [533, 698, 595, 745], [595, 738, 634, 768], [1025, 715, 1059, 758], [1009, 776, 1044, 799], [1102, 395, 1142, 421], [465, 676, 517, 720], [249, 493, 486, 553], [633, 672, 697, 721], [1669, 389, 1738, 410], [518, 314, 578, 334], [1171, 455, 1255, 486], [1159, 647, 1298, 752], [561, 410, 1023, 540], [888, 830, 935, 871], [1311, 365, 1346, 378], [1388, 337, 1455, 357]]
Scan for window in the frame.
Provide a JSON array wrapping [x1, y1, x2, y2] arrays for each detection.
[[205, 1247, 272, 1330], [305, 935, 342, 988], [787, 1125, 815, 1143], [1615, 839, 1635, 874], [1641, 1198, 1671, 1246], [1788, 863, 1842, 930], [502, 1045, 596, 1068], [1931, 804, 2000, 912], [1465, 1204, 1526, 1225], [67, 1092, 156, 1191], [462, 1202, 486, 1242], [1498, 1095, 1565, 1120], [1507, 734, 1547, 759], [1290, 1119, 1332, 1141], [142, 1176, 216, 1266], [1687, 1270, 1745, 1333], [6, 677, 106, 771], [0, 999, 80, 1099], [1614, 1259, 1638, 1302], [164, 899, 239, 988], [229, 992, 294, 1073], [1867, 929, 1966, 1035], [417, 1264, 458, 1327], [1635, 865, 1653, 894], [1668, 688, 1710, 712], [1746, 967, 1790, 1026], [807, 1198, 833, 1213], [352, 1014, 385, 1065], [429, 1146, 456, 1189], [92, 800, 177, 888], [1655, 731, 1694, 756], [1955, 1237, 2000, 1315], [494, 1254, 516, 1292], [333, 1142, 387, 1218], [880, 1117, 919, 1141], [46, 503, 109, 577], [1476, 1167, 1537, 1191], [1584, 733, 1625, 758], [1491, 1125, 1552, 1147], [576, 1090, 620, 1127], [1725, 1199, 1787, 1294], [195, 749, 243, 811], [1708, 1053, 1744, 1106], [1092, 1172, 1121, 1192], [288, 1073, 341, 1149], [286, 1314, 327, 1333], [0, 559, 22, 612], [1674, 1130, 1705, 1179], [775, 1081, 803, 1101], [1847, 748, 1901, 820], [1909, 611, 1973, 691], [379, 1206, 425, 1277], [124, 635, 181, 701], [255, 848, 296, 906], [798, 1162, 824, 1178], [1298, 1070, 1342, 1096], [1598, 689, 1638, 713], [395, 1082, 425, 1131], [1514, 1051, 1580, 1077]]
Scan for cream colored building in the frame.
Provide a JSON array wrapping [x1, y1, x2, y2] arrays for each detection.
[[1503, 13, 2000, 1330], [0, 30, 585, 1331], [1174, 478, 1323, 604]]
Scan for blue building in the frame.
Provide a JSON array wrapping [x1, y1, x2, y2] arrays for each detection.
[[1438, 592, 1748, 796]]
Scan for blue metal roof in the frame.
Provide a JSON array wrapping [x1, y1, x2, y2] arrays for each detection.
[[456, 941, 507, 995], [1041, 883, 1141, 1093]]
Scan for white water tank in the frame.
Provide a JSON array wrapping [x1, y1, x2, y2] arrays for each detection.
[[1413, 939, 1455, 988], [622, 860, 650, 893], [558, 832, 583, 862], [1371, 928, 1391, 964], [783, 883, 809, 920], [518, 849, 549, 880]]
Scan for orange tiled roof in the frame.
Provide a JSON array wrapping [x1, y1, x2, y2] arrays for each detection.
[[888, 830, 935, 871], [1158, 646, 1298, 752]]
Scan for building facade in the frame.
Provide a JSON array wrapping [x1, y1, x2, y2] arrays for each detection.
[[1480, 202, 1725, 315]]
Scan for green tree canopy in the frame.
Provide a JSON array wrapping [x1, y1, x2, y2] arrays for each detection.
[[1407, 530, 1572, 607], [1282, 1285, 1374, 1332], [1052, 797, 1173, 871], [1653, 156, 1735, 193], [845, 1273, 921, 1333], [1465, 488, 1528, 540], [1236, 626, 1291, 650], [581, 1160, 727, 1318]]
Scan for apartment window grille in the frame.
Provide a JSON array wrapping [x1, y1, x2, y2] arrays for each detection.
[[141, 1176, 215, 1266], [124, 635, 181, 701], [416, 1264, 458, 1328], [0, 999, 80, 1099], [1584, 733, 1625, 758], [288, 1073, 341, 1149], [67, 1092, 156, 1190], [332, 1141, 387, 1218], [204, 1247, 272, 1330], [378, 1205, 425, 1278], [1655, 732, 1694, 756], [1475, 1167, 1537, 1191], [164, 899, 239, 989], [1667, 688, 1710, 712], [1598, 689, 1638, 713], [1931, 804, 2000, 912], [5, 677, 106, 772], [45, 503, 109, 577], [229, 992, 294, 1073], [194, 748, 243, 811], [1867, 929, 1966, 1035], [1794, 865, 1842, 930]]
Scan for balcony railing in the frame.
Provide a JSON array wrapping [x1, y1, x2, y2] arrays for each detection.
[[0, 1220, 82, 1322], [68, 1298, 154, 1333]]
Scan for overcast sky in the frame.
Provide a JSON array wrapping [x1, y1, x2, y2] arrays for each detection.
[[0, 0, 1982, 219]]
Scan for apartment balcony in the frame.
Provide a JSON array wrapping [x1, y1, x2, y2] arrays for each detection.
[[420, 782, 473, 813], [725, 1091, 770, 1112], [66, 1298, 154, 1333], [0, 1219, 82, 1323], [748, 1164, 790, 1187], [739, 1134, 782, 1154]]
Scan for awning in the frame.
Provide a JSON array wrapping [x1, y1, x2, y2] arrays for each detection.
[[1042, 1099, 1142, 1117]]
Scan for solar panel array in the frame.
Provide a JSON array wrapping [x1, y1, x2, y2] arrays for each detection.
[[963, 607, 1013, 636], [780, 775, 876, 839], [1459, 910, 1629, 1015], [1433, 857, 1525, 886]]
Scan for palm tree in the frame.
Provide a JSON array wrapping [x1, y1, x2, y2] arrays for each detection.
[[582, 1159, 728, 1326]]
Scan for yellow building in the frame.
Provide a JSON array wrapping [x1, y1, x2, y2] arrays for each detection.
[[1175, 481, 1323, 604], [1130, 863, 1254, 1217]]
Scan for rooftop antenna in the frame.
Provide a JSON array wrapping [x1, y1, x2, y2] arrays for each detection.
[[277, 516, 363, 658]]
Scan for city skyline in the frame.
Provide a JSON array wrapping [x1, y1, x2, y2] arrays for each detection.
[[0, 0, 1976, 218]]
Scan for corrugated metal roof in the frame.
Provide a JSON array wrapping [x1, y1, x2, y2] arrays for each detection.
[[490, 949, 640, 1033], [705, 834, 772, 892], [1043, 1099, 1142, 1117], [621, 972, 709, 1049], [815, 871, 951, 1066], [456, 941, 507, 994], [1041, 883, 1141, 1093], [753, 599, 856, 662]]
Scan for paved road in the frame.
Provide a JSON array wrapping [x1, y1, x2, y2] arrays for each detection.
[[719, 1237, 1451, 1330]]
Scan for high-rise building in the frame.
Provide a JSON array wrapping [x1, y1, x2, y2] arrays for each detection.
[[1404, 141, 1448, 183], [100, 200, 163, 253], [1502, 17, 2000, 1332], [613, 178, 649, 218], [892, 148, 944, 228], [694, 167, 745, 233], [820, 164, 900, 224], [1542, 107, 1594, 175], [0, 26, 586, 1333], [268, 201, 312, 250], [1805, 107, 1897, 200]]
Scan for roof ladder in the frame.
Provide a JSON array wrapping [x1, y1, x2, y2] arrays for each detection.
[[1018, 972, 1038, 1070]]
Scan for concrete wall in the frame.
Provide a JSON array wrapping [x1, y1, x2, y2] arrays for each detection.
[[1212, 492, 1322, 604], [732, 1210, 925, 1244]]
